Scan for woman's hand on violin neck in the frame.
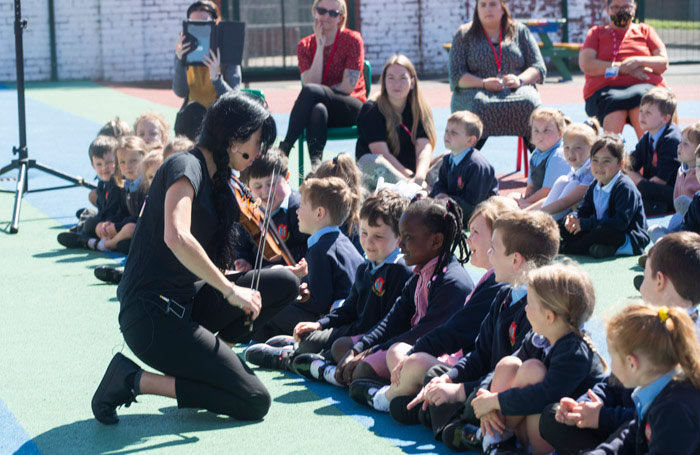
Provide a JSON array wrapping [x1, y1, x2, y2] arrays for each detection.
[[226, 285, 262, 320]]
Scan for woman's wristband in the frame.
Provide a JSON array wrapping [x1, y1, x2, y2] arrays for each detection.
[[224, 287, 236, 303]]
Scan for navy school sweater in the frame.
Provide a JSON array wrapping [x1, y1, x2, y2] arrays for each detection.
[[429, 149, 498, 224], [682, 190, 700, 234], [112, 185, 147, 232], [630, 122, 681, 186], [407, 270, 506, 358], [446, 287, 532, 393], [271, 190, 309, 263], [95, 178, 122, 222], [588, 380, 700, 455], [493, 331, 606, 416], [579, 375, 635, 436], [304, 229, 364, 317], [316, 253, 413, 336], [577, 174, 650, 255], [352, 255, 474, 353]]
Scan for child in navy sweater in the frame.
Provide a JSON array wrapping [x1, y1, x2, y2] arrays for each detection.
[[587, 304, 700, 455], [681, 145, 700, 234], [430, 111, 497, 224], [378, 197, 515, 418], [343, 198, 475, 409], [245, 190, 412, 373], [249, 176, 364, 342], [626, 87, 682, 217], [562, 134, 649, 259], [461, 263, 606, 454]]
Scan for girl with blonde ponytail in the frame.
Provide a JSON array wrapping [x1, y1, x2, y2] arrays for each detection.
[[594, 304, 700, 453]]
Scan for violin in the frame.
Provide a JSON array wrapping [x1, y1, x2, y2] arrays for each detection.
[[229, 175, 296, 267]]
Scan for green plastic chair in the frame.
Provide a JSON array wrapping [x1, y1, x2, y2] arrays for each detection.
[[241, 87, 266, 103], [296, 60, 371, 184]]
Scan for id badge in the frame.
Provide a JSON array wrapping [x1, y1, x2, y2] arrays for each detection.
[[604, 66, 619, 78]]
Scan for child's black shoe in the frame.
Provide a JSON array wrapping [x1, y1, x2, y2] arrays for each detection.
[[589, 244, 617, 259], [442, 421, 481, 452], [265, 335, 295, 348], [94, 266, 123, 284], [638, 254, 647, 268], [348, 378, 389, 408], [57, 232, 90, 249], [292, 353, 325, 380], [91, 353, 140, 425], [244, 343, 293, 370], [389, 395, 421, 425], [633, 274, 644, 291]]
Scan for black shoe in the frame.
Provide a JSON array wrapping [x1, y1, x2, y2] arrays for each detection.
[[244, 343, 293, 370], [442, 421, 482, 452], [389, 395, 421, 425], [348, 378, 389, 408], [91, 353, 140, 425], [633, 274, 644, 291], [75, 208, 86, 219], [484, 439, 525, 455], [638, 254, 648, 268], [94, 266, 123, 284], [57, 232, 91, 249], [265, 335, 295, 348], [589, 244, 617, 259], [292, 353, 325, 380]]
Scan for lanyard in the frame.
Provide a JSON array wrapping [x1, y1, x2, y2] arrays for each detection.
[[610, 25, 629, 63], [483, 27, 503, 74], [399, 122, 412, 137], [316, 30, 341, 83]]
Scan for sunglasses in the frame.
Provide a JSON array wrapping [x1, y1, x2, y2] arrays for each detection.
[[315, 6, 340, 18]]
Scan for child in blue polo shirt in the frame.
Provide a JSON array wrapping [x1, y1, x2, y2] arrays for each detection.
[[430, 111, 497, 224], [249, 176, 364, 342]]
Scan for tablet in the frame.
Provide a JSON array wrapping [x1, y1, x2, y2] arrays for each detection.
[[183, 20, 215, 66]]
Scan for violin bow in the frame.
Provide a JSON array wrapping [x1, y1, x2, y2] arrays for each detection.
[[245, 161, 282, 331]]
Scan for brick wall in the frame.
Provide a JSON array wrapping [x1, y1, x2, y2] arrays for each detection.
[[0, 0, 607, 82]]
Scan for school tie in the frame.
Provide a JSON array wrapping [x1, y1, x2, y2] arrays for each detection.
[[501, 290, 513, 310]]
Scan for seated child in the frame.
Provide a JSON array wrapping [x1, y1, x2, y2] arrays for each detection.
[[58, 135, 120, 244], [430, 111, 498, 224], [455, 263, 606, 454], [244, 190, 412, 373], [340, 198, 474, 405], [517, 107, 571, 209], [588, 304, 700, 455], [543, 231, 700, 455], [680, 144, 700, 235], [404, 210, 560, 440], [134, 111, 169, 149], [313, 154, 365, 254], [162, 135, 194, 160], [357, 197, 514, 414], [561, 134, 649, 259], [249, 177, 364, 342], [625, 86, 682, 216], [240, 148, 309, 265], [527, 119, 600, 220]]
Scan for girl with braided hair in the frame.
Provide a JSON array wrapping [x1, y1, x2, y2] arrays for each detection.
[[91, 92, 300, 425], [338, 197, 474, 411]]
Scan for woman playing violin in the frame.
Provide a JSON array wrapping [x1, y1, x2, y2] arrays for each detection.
[[91, 92, 300, 425]]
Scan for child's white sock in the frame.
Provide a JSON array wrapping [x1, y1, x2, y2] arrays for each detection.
[[371, 385, 391, 412], [322, 365, 341, 387], [87, 238, 98, 250], [309, 360, 342, 387], [309, 360, 325, 379], [96, 238, 109, 252], [482, 429, 514, 453]]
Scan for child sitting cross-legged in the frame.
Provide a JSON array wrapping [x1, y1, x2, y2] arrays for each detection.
[[430, 111, 498, 225], [587, 304, 700, 455], [403, 210, 561, 444], [244, 190, 413, 376], [453, 263, 607, 455], [561, 134, 650, 259], [679, 144, 700, 236], [246, 176, 364, 344], [340, 197, 475, 407]]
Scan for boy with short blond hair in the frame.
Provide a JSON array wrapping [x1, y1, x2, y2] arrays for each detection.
[[626, 86, 682, 216], [430, 111, 497, 223]]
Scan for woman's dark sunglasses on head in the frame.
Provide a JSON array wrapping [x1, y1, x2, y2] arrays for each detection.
[[315, 6, 340, 18]]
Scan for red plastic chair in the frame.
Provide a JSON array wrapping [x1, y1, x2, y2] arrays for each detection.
[[515, 137, 529, 177]]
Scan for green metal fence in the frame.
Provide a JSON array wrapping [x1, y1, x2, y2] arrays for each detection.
[[639, 0, 700, 64], [220, 0, 356, 79]]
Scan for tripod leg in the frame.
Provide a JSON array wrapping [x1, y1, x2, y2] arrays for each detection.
[[10, 160, 27, 234]]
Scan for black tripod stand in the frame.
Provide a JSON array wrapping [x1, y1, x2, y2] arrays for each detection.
[[0, 0, 95, 234]]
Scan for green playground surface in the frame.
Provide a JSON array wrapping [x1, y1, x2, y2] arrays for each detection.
[[0, 79, 674, 455]]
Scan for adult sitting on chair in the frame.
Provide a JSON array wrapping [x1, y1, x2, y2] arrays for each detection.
[[356, 54, 438, 191], [278, 0, 366, 170], [173, 1, 242, 141], [449, 0, 545, 149], [579, 0, 669, 138]]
